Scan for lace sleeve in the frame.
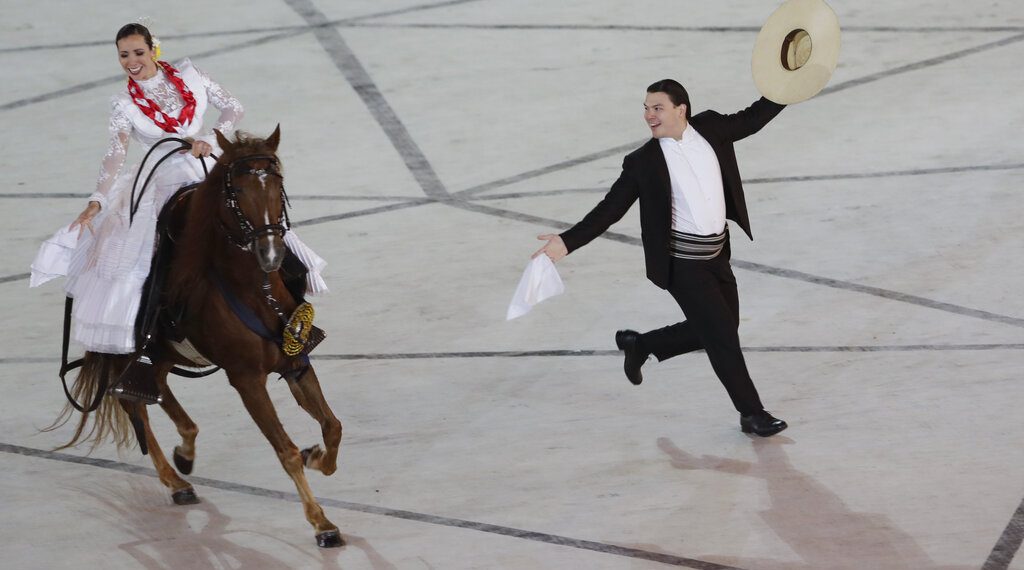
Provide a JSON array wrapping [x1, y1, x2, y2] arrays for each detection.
[[88, 99, 132, 209], [194, 63, 244, 135]]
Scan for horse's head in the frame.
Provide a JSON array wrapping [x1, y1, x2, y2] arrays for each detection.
[[213, 126, 289, 273]]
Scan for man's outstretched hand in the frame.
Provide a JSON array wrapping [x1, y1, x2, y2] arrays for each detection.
[[533, 233, 568, 261]]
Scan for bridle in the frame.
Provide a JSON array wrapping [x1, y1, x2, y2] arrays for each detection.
[[213, 153, 323, 361], [219, 153, 292, 252]]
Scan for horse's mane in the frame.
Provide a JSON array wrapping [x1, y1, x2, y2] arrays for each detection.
[[169, 131, 281, 303]]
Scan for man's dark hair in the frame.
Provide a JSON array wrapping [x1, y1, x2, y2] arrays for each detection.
[[647, 79, 691, 120], [115, 23, 154, 49]]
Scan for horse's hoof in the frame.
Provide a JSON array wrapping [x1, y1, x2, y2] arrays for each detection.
[[172, 488, 200, 505], [315, 529, 344, 548], [300, 445, 322, 468], [173, 447, 194, 475]]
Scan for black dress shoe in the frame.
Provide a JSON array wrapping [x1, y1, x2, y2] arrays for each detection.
[[740, 410, 788, 437], [615, 329, 648, 385]]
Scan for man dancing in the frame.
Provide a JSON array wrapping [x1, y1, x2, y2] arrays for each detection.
[[534, 79, 788, 437]]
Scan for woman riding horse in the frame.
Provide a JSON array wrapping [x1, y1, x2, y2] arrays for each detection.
[[30, 22, 327, 353], [29, 24, 345, 547]]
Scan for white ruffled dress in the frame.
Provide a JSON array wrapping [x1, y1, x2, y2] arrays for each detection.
[[30, 59, 327, 354]]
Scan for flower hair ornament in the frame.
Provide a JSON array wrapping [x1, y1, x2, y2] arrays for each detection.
[[136, 16, 162, 60]]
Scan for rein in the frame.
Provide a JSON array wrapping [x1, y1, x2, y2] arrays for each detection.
[[130, 137, 215, 225], [59, 297, 101, 413]]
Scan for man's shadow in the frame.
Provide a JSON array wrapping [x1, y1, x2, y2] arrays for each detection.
[[656, 437, 973, 570], [71, 478, 397, 570]]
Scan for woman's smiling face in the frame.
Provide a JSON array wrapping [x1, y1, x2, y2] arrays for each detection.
[[117, 34, 157, 81]]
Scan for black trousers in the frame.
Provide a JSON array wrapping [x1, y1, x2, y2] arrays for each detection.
[[639, 241, 765, 415]]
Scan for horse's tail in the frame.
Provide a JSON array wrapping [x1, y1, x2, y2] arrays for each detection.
[[44, 352, 136, 452]]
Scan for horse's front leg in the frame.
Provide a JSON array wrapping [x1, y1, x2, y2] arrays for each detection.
[[228, 370, 343, 548], [118, 399, 199, 505], [286, 365, 342, 476]]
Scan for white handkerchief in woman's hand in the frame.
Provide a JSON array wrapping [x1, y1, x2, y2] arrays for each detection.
[[507, 254, 565, 320], [29, 225, 79, 288]]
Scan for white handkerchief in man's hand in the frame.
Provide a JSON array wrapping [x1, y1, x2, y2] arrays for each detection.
[[506, 254, 565, 320]]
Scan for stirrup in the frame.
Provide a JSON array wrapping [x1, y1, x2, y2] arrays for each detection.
[[110, 355, 163, 405]]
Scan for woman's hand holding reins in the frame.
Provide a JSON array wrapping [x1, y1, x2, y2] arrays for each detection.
[[70, 201, 102, 237], [183, 137, 213, 158]]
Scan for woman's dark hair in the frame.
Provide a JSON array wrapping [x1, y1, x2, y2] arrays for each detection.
[[115, 23, 153, 49], [647, 79, 691, 120]]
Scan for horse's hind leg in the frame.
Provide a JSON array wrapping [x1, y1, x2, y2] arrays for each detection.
[[286, 366, 342, 476], [230, 372, 342, 547], [157, 378, 199, 475], [119, 399, 199, 505]]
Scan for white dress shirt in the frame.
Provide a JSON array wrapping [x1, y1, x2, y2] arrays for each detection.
[[659, 125, 726, 235]]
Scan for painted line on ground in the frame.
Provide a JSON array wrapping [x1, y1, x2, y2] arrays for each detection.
[[292, 199, 435, 228], [284, 0, 453, 202], [5, 344, 1022, 365], [0, 193, 426, 202], [0, 272, 31, 285], [0, 442, 746, 570], [820, 32, 1024, 96], [0, 0, 486, 112], [7, 22, 1023, 54], [5, 161, 1021, 203], [0, 31, 304, 113], [742, 163, 1024, 184], [983, 494, 1024, 570], [453, 141, 643, 198], [466, 162, 1024, 199], [731, 259, 1024, 328], [344, 22, 1024, 34]]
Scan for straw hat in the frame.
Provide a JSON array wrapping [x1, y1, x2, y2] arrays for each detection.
[[752, 0, 841, 104]]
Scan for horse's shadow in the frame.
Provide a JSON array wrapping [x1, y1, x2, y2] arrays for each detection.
[[71, 477, 396, 570], [654, 437, 973, 570]]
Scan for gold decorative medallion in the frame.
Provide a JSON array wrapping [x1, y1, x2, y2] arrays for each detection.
[[283, 302, 316, 357]]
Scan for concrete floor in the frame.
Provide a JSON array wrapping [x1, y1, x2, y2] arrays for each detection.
[[2, 1, 1023, 568]]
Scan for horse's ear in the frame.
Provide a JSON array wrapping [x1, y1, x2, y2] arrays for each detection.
[[214, 129, 232, 153], [266, 124, 281, 152]]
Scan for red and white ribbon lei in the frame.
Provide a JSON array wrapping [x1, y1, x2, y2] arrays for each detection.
[[127, 61, 197, 133]]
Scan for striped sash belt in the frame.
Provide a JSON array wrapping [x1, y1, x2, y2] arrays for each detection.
[[669, 225, 728, 260]]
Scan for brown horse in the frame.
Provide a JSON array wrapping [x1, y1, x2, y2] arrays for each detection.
[[51, 127, 344, 548]]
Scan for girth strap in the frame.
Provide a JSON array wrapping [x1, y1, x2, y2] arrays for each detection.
[[210, 272, 277, 342]]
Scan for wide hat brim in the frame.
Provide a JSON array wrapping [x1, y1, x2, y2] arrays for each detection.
[[752, 0, 841, 104]]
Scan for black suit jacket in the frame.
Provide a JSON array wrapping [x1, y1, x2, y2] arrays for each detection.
[[560, 97, 785, 289]]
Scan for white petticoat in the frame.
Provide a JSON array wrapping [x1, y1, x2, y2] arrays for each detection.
[[31, 151, 327, 354]]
